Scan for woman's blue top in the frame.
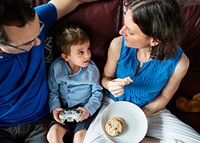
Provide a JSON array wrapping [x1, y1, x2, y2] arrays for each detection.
[[109, 36, 183, 107]]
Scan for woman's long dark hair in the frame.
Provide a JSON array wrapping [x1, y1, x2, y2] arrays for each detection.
[[127, 0, 185, 60]]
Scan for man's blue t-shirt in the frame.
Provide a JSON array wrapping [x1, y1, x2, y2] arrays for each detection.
[[0, 3, 57, 126]]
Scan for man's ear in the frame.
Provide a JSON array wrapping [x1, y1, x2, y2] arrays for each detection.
[[61, 53, 69, 61], [150, 38, 160, 47]]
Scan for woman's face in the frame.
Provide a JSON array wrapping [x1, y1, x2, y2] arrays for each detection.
[[119, 9, 152, 49]]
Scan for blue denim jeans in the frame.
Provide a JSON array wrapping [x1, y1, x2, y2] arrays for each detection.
[[0, 116, 51, 143]]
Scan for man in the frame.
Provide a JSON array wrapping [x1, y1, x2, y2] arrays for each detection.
[[0, 0, 98, 142]]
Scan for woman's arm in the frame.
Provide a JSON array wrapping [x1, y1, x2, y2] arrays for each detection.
[[142, 53, 190, 116], [102, 36, 127, 97]]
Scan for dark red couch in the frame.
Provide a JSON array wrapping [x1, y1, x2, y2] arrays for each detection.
[[32, 0, 200, 133], [166, 0, 200, 133]]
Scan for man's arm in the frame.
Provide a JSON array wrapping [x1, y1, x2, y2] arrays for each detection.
[[49, 0, 98, 20]]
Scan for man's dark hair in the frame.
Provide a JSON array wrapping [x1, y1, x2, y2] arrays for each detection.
[[0, 0, 35, 41]]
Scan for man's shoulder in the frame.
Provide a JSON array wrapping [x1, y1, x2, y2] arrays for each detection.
[[34, 3, 57, 21], [34, 2, 55, 12]]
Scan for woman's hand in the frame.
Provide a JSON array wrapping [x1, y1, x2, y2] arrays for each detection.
[[76, 107, 90, 122], [52, 108, 64, 125], [142, 106, 152, 117], [107, 78, 127, 97]]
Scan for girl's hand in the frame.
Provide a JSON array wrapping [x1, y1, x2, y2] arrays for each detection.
[[76, 107, 90, 122], [107, 78, 126, 97], [52, 108, 64, 125]]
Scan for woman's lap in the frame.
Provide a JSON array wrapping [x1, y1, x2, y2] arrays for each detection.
[[83, 96, 114, 143], [83, 96, 200, 143], [147, 108, 200, 143]]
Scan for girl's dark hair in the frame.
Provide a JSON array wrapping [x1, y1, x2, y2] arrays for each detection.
[[0, 0, 35, 41], [127, 0, 185, 60], [56, 25, 90, 54]]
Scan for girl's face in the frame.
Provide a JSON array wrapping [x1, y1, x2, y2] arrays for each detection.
[[64, 41, 91, 68], [119, 9, 152, 49]]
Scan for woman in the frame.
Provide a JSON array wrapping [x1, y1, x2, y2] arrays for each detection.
[[83, 0, 200, 142]]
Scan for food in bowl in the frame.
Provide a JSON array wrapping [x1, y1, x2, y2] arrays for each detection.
[[105, 117, 125, 137]]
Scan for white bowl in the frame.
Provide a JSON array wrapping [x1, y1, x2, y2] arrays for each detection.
[[101, 101, 148, 143]]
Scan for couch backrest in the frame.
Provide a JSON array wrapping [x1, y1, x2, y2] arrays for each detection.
[[175, 1, 200, 98], [47, 0, 123, 76], [33, 0, 200, 98]]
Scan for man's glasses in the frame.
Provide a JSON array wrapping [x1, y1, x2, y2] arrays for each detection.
[[0, 21, 45, 52]]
